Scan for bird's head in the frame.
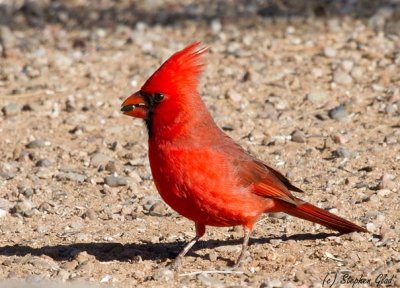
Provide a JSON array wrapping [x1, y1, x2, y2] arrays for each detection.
[[121, 42, 208, 135]]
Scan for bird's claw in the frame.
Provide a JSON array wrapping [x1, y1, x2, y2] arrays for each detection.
[[168, 256, 182, 271]]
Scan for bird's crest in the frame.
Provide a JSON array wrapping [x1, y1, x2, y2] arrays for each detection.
[[141, 42, 208, 95]]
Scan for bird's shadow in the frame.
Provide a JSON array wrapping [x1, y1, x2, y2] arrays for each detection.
[[0, 232, 337, 263]]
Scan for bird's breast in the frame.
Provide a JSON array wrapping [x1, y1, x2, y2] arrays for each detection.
[[148, 143, 265, 226]]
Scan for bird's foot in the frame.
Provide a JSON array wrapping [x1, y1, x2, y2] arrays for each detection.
[[167, 256, 183, 271], [229, 250, 251, 270]]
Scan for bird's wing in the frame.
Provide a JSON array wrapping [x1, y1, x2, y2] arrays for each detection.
[[215, 135, 303, 206]]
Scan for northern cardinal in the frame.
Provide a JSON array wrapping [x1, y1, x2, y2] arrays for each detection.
[[121, 42, 366, 268]]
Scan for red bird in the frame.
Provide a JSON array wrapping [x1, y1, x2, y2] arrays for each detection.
[[121, 42, 366, 268]]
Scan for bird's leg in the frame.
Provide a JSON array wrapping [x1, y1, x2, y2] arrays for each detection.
[[169, 222, 205, 270], [233, 227, 252, 269]]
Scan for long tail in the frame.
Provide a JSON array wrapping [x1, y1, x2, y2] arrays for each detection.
[[285, 200, 367, 234]]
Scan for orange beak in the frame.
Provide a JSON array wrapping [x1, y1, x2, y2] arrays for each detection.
[[121, 91, 149, 119]]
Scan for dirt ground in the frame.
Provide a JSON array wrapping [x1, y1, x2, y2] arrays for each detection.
[[0, 1, 399, 287]]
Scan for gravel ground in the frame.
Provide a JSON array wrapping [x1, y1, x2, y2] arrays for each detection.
[[0, 1, 399, 287]]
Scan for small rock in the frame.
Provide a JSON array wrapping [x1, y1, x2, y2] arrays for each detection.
[[269, 212, 287, 219], [35, 168, 53, 179], [226, 89, 242, 102], [324, 46, 337, 58], [384, 134, 398, 144], [210, 19, 222, 34], [0, 25, 16, 57], [75, 251, 89, 264], [341, 60, 354, 72], [0, 209, 7, 218], [282, 282, 297, 288], [149, 201, 169, 217], [0, 198, 11, 210], [35, 158, 52, 167], [2, 103, 21, 116], [38, 202, 53, 213], [57, 172, 87, 183], [198, 272, 223, 287], [20, 187, 34, 197], [208, 251, 218, 261], [0, 171, 14, 180], [366, 222, 376, 233], [291, 130, 306, 143], [152, 268, 174, 281], [295, 270, 307, 282], [351, 66, 364, 80], [328, 104, 348, 120], [333, 147, 356, 159], [26, 139, 48, 149], [333, 70, 353, 85], [307, 90, 328, 105], [12, 200, 34, 216], [385, 103, 398, 115], [61, 260, 78, 270], [379, 173, 396, 190], [104, 175, 128, 187], [100, 275, 113, 283], [350, 232, 365, 242], [105, 161, 117, 173], [82, 209, 97, 220], [57, 269, 70, 280], [377, 189, 391, 197], [29, 256, 59, 270], [331, 133, 348, 144], [90, 153, 112, 167]]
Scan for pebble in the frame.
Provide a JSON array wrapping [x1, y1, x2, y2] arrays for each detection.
[[366, 222, 376, 233], [324, 46, 337, 58], [29, 256, 59, 270], [83, 209, 97, 220], [0, 171, 14, 180], [20, 187, 34, 197], [294, 270, 307, 282], [384, 134, 397, 145], [307, 90, 328, 105], [333, 70, 353, 85], [75, 251, 90, 264], [385, 103, 398, 115], [341, 60, 354, 72], [57, 171, 87, 183], [149, 201, 169, 217], [351, 67, 364, 81], [0, 209, 7, 218], [26, 139, 48, 149], [0, 25, 15, 56], [0, 198, 11, 210], [379, 173, 396, 190], [57, 269, 70, 280], [152, 268, 174, 281], [269, 212, 287, 219], [328, 104, 348, 120], [197, 272, 223, 287], [333, 147, 356, 159], [377, 189, 391, 197], [208, 251, 218, 261], [12, 200, 33, 216], [226, 89, 242, 102], [90, 153, 112, 167], [1, 103, 21, 116], [35, 158, 52, 167], [104, 175, 128, 187], [291, 130, 306, 143]]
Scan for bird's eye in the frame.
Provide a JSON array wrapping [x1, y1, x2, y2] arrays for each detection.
[[154, 93, 164, 102]]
